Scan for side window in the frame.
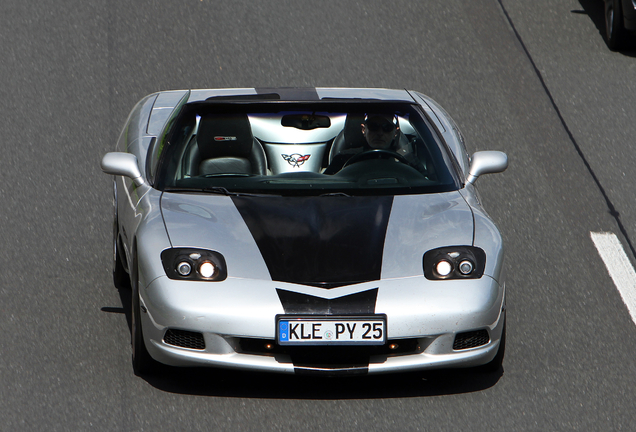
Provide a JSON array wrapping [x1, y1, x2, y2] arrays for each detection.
[[145, 137, 158, 184], [147, 91, 191, 186]]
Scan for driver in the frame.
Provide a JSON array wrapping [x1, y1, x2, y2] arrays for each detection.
[[324, 113, 413, 174], [362, 113, 400, 150]]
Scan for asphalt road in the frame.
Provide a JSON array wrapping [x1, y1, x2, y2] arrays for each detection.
[[2, 0, 636, 430]]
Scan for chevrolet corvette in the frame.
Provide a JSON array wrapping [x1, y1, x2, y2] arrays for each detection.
[[101, 87, 508, 376]]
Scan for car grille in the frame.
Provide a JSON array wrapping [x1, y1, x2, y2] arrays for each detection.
[[236, 337, 421, 362], [453, 330, 490, 350], [164, 329, 206, 350]]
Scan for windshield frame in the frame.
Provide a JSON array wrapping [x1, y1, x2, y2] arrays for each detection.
[[153, 100, 463, 196]]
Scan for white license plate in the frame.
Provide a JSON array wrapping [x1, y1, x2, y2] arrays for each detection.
[[276, 315, 387, 346]]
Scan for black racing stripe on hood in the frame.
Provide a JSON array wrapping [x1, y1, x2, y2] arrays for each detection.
[[255, 87, 320, 101], [231, 196, 393, 288], [277, 288, 378, 315]]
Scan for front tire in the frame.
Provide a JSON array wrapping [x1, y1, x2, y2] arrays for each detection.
[[605, 0, 625, 50], [131, 258, 156, 376]]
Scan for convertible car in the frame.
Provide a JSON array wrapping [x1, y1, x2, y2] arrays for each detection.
[[101, 87, 508, 376]]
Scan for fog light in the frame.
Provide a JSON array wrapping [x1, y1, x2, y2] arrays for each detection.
[[436, 260, 452, 277], [199, 261, 216, 278], [459, 260, 474, 275], [389, 343, 399, 350], [177, 261, 192, 276]]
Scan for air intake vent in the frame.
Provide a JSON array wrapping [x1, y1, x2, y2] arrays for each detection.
[[453, 330, 490, 350], [164, 329, 205, 350]]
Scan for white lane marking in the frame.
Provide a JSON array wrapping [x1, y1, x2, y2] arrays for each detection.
[[591, 232, 636, 325]]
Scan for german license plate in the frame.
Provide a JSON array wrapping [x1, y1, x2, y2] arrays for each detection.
[[276, 315, 387, 346]]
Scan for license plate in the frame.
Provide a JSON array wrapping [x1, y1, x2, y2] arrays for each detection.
[[276, 315, 387, 346]]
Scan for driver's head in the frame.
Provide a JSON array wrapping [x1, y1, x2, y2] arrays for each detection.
[[361, 113, 399, 149]]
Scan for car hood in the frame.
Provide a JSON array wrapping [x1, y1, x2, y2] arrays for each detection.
[[160, 192, 473, 287]]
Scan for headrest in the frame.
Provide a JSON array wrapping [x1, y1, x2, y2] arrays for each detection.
[[343, 113, 367, 148], [197, 113, 254, 160]]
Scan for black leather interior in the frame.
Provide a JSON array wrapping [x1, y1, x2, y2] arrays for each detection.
[[328, 113, 366, 163], [196, 113, 267, 176]]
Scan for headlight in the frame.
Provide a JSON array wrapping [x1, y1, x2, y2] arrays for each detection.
[[458, 260, 474, 275], [423, 246, 485, 280], [161, 248, 227, 281], [177, 261, 192, 276], [435, 260, 453, 277], [198, 261, 216, 278]]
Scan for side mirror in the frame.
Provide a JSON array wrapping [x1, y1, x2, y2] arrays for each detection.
[[466, 151, 508, 185], [101, 152, 145, 187]]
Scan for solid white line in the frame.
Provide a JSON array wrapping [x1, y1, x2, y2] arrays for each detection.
[[591, 232, 636, 325]]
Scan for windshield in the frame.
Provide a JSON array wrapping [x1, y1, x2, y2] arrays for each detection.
[[154, 101, 461, 196]]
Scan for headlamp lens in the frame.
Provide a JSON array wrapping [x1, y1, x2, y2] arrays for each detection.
[[459, 260, 474, 275], [177, 261, 192, 276], [436, 260, 453, 277], [199, 261, 216, 278]]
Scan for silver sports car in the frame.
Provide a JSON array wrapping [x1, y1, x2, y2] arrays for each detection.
[[101, 87, 508, 376]]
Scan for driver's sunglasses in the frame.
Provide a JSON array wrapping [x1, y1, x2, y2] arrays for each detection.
[[365, 121, 395, 133]]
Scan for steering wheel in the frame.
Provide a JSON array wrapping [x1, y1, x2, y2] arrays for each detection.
[[343, 149, 411, 168]]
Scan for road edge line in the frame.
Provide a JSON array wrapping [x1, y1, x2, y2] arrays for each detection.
[[591, 232, 636, 325]]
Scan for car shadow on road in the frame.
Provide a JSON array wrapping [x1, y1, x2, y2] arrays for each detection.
[[101, 280, 132, 335], [574, 0, 636, 55], [139, 364, 503, 399], [103, 283, 502, 399]]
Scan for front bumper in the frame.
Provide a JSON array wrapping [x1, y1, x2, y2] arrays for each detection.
[[139, 275, 505, 375]]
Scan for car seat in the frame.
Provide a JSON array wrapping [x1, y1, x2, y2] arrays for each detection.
[[328, 113, 367, 163], [196, 113, 267, 176]]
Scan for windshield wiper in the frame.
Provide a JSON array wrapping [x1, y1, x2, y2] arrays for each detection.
[[204, 186, 244, 196], [201, 173, 252, 178], [163, 186, 277, 197], [319, 192, 351, 197], [204, 187, 283, 197]]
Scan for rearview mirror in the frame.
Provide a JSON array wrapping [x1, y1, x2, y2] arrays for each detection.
[[281, 114, 331, 130], [466, 151, 508, 185], [101, 152, 145, 187]]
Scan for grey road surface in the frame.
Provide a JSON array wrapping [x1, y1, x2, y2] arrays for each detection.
[[1, 0, 636, 430]]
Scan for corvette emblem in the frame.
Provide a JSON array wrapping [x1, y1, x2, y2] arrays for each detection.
[[214, 136, 237, 141], [282, 154, 310, 167]]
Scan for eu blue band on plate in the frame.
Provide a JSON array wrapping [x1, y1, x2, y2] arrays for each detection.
[[279, 321, 289, 341]]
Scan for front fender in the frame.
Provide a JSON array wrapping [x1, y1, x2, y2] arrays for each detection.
[[134, 190, 172, 291]]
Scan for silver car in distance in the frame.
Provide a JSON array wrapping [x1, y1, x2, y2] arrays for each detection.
[[101, 87, 508, 376]]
